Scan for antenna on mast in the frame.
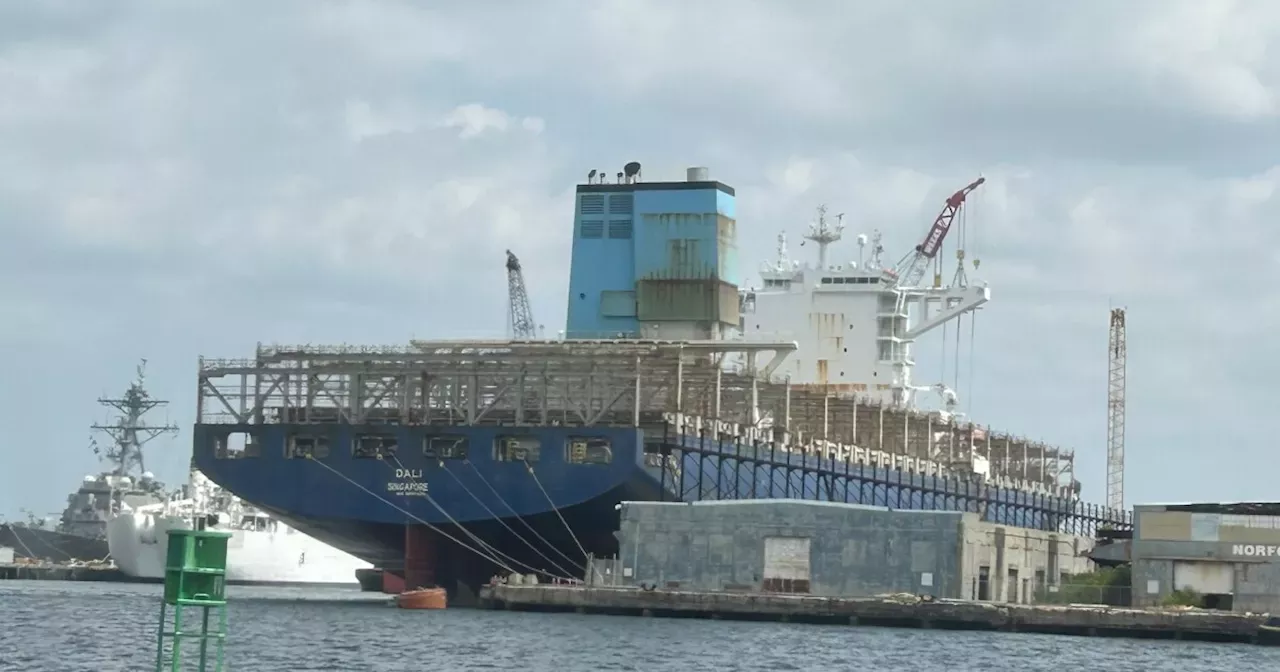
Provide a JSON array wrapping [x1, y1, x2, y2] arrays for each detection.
[[774, 232, 790, 270], [90, 359, 179, 477], [804, 205, 844, 270], [866, 230, 885, 270]]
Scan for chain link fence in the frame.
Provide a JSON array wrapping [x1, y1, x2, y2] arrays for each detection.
[[1034, 581, 1132, 606], [966, 566, 1135, 606], [1035, 566, 1131, 606]]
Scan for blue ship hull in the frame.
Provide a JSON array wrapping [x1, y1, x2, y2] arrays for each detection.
[[193, 421, 1120, 598]]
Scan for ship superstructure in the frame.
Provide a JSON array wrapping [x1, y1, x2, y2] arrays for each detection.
[[565, 165, 740, 341], [741, 188, 987, 411], [731, 177, 1056, 483], [191, 164, 1125, 601]]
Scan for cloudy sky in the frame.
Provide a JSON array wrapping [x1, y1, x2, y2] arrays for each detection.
[[2, 0, 1277, 522]]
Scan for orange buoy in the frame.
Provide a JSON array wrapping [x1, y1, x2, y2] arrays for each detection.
[[396, 587, 447, 610]]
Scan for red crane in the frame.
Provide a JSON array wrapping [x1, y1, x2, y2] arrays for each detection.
[[888, 176, 985, 289]]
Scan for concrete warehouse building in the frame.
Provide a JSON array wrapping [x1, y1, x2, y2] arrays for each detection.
[[1130, 502, 1280, 613], [596, 500, 1095, 603]]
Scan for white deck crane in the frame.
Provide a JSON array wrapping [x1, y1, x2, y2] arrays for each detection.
[[506, 250, 538, 340]]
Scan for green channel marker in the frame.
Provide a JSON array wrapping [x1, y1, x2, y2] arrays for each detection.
[[154, 527, 232, 671]]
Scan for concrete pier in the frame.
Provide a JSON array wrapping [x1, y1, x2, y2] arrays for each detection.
[[0, 562, 140, 583], [479, 584, 1268, 643]]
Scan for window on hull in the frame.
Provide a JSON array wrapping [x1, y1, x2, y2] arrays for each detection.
[[566, 437, 613, 465], [821, 276, 881, 286], [287, 435, 330, 459], [214, 431, 260, 459], [423, 435, 469, 460], [239, 515, 277, 533], [494, 435, 541, 462], [353, 434, 398, 459]]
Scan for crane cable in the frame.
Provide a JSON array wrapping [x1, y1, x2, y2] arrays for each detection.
[[954, 195, 968, 394], [967, 188, 981, 418], [954, 313, 962, 393]]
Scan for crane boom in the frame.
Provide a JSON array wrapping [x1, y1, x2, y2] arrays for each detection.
[[891, 176, 985, 289], [506, 250, 538, 339]]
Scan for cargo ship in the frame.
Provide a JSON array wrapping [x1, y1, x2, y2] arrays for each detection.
[[193, 165, 1128, 601]]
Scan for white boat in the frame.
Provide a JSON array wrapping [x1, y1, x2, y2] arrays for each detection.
[[107, 469, 371, 585]]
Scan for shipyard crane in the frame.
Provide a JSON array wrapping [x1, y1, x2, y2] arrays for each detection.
[[1106, 307, 1127, 511], [889, 177, 985, 289], [506, 249, 538, 339]]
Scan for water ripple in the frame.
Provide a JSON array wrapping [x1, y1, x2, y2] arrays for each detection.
[[1, 582, 1277, 671]]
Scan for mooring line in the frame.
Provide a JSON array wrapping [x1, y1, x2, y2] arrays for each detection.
[[523, 461, 590, 562], [383, 454, 558, 578], [434, 460, 580, 578], [304, 456, 517, 574], [12, 523, 75, 561], [3, 524, 40, 561], [463, 460, 585, 571]]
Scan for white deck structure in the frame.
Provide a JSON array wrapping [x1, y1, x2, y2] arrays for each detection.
[[107, 469, 370, 585]]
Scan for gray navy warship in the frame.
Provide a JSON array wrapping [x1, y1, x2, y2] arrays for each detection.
[[1, 360, 176, 562]]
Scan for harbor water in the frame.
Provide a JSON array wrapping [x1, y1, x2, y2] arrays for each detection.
[[1, 582, 1276, 671]]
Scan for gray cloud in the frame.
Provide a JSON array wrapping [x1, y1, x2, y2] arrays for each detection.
[[1, 0, 1277, 520]]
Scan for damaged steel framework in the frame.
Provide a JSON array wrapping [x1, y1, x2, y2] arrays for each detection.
[[197, 339, 1095, 495]]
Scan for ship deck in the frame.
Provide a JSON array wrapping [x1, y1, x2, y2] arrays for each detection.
[[195, 340, 1127, 531]]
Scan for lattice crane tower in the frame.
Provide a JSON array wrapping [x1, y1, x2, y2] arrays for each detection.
[[506, 250, 538, 339], [1106, 307, 1127, 511]]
